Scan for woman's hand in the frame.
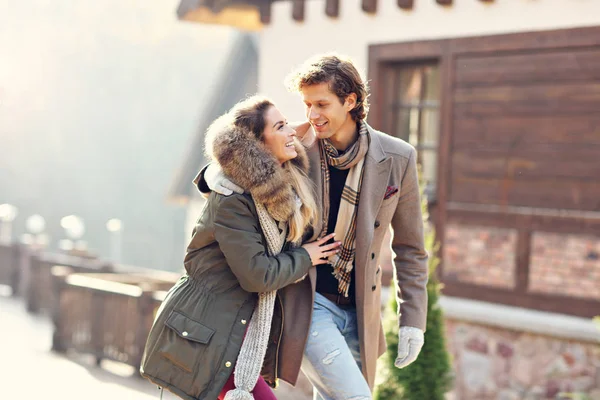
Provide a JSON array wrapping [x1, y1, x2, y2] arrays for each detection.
[[302, 233, 342, 266]]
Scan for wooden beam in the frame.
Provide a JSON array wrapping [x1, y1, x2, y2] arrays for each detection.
[[362, 0, 377, 13], [515, 229, 532, 294], [442, 281, 600, 319], [257, 0, 271, 24], [397, 0, 414, 10], [292, 0, 305, 22], [325, 0, 340, 17], [436, 0, 453, 5]]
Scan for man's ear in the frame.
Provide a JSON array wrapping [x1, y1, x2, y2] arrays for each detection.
[[345, 93, 358, 112]]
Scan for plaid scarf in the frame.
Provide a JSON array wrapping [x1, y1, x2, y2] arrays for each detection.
[[318, 121, 369, 297]]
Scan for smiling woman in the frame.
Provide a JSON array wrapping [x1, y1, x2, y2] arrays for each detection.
[[139, 94, 341, 400]]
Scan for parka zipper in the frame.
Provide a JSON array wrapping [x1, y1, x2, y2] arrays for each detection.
[[274, 293, 285, 388]]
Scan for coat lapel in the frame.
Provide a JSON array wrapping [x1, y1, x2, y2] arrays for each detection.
[[355, 127, 392, 279], [354, 127, 392, 382]]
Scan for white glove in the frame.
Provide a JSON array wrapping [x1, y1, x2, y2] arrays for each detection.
[[394, 326, 424, 369], [205, 163, 243, 196]]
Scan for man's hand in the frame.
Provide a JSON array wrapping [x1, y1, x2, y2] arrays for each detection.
[[394, 326, 424, 369], [205, 163, 243, 196], [290, 121, 315, 147]]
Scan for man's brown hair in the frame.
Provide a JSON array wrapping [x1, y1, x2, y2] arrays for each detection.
[[286, 53, 369, 121]]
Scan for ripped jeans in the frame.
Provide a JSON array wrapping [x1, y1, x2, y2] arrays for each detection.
[[301, 292, 372, 400]]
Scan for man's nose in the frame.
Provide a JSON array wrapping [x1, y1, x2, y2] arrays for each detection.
[[308, 107, 319, 120]]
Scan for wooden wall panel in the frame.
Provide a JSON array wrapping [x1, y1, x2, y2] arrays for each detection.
[[455, 48, 600, 87], [449, 178, 600, 211], [453, 116, 600, 148], [451, 149, 600, 181], [454, 83, 600, 117]]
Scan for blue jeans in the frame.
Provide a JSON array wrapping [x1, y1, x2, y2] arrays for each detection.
[[301, 292, 372, 400]]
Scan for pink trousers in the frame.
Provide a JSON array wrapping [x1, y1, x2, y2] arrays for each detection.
[[217, 372, 277, 400]]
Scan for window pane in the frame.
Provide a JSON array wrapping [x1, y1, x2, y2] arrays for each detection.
[[388, 62, 440, 199], [398, 67, 423, 105], [394, 108, 438, 148], [423, 65, 440, 102], [421, 109, 440, 147], [418, 149, 438, 188], [394, 108, 420, 143]]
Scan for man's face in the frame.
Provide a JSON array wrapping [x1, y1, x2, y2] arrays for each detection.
[[301, 82, 356, 142]]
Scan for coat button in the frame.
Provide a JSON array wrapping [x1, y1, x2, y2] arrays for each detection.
[[241, 319, 247, 325], [372, 285, 377, 291], [225, 361, 232, 368], [371, 253, 375, 260], [182, 331, 188, 337], [374, 221, 380, 228]]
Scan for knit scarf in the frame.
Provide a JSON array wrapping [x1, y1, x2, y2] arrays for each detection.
[[318, 121, 369, 297], [224, 200, 287, 400]]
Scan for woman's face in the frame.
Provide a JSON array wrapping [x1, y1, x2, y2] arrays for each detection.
[[262, 105, 298, 165]]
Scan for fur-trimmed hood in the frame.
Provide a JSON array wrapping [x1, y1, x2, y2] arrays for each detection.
[[204, 115, 309, 222]]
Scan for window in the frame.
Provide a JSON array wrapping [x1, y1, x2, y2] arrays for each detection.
[[387, 63, 440, 200]]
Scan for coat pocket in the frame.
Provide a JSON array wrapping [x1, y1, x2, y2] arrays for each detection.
[[159, 310, 215, 373]]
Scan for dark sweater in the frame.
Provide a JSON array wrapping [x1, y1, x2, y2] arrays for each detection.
[[315, 165, 356, 302]]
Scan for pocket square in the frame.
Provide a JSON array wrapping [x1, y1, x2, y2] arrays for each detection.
[[384, 185, 399, 200]]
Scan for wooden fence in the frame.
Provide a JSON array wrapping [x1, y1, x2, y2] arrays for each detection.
[[26, 251, 113, 313], [50, 266, 180, 369], [0, 243, 19, 295]]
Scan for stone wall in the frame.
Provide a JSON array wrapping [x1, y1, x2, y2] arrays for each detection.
[[445, 318, 600, 399]]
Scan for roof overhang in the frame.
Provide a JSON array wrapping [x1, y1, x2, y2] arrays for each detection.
[[177, 0, 495, 30], [177, 0, 270, 31]]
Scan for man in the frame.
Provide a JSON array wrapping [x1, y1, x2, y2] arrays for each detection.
[[201, 54, 428, 399]]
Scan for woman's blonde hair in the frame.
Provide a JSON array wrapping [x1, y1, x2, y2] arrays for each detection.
[[281, 161, 318, 243], [230, 96, 318, 243]]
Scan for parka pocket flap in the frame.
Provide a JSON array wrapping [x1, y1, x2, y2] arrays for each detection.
[[165, 311, 215, 344]]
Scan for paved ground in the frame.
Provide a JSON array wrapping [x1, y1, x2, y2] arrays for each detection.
[[0, 292, 311, 400]]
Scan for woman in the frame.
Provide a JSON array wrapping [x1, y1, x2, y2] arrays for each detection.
[[140, 95, 340, 400]]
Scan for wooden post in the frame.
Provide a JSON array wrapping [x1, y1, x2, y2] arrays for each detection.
[[292, 0, 305, 22], [50, 266, 72, 353], [257, 0, 272, 24], [9, 243, 20, 296], [397, 0, 414, 10], [26, 253, 40, 313], [362, 0, 377, 13], [515, 226, 532, 294], [90, 289, 105, 366], [325, 0, 340, 17]]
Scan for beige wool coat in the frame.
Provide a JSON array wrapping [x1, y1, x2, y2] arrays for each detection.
[[274, 123, 429, 390]]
